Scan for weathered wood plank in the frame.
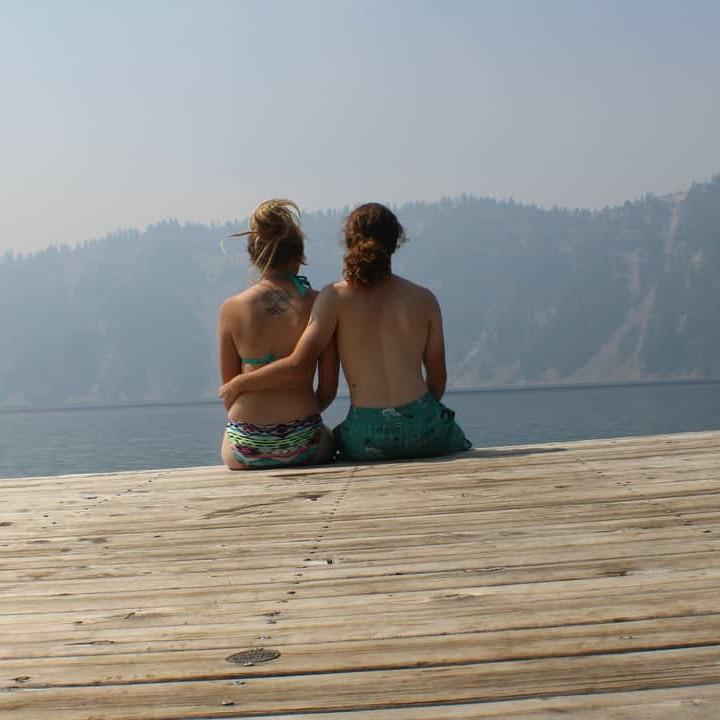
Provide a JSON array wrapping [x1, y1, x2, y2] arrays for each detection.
[[3, 647, 719, 719], [1, 430, 718, 719], [224, 684, 720, 719], [3, 614, 719, 688]]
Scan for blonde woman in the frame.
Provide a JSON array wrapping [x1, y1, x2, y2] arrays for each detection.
[[219, 199, 337, 469]]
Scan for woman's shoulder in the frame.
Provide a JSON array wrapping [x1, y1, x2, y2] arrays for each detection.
[[219, 286, 260, 315]]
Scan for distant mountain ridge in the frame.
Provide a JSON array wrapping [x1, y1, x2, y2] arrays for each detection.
[[1, 177, 719, 409]]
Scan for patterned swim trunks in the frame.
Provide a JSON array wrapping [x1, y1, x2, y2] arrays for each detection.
[[225, 414, 323, 468], [333, 392, 471, 462]]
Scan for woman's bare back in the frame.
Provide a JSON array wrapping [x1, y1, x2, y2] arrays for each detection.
[[220, 278, 320, 424]]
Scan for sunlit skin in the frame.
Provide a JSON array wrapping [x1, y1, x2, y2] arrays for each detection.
[[218, 259, 338, 469], [218, 272, 447, 412]]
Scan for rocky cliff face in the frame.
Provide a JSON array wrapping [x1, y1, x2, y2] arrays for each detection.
[[425, 182, 720, 387], [1, 178, 718, 408]]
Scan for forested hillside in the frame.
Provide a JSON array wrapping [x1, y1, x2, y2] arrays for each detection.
[[1, 177, 719, 408]]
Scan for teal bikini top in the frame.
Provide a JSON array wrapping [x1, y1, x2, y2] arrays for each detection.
[[243, 273, 311, 365]]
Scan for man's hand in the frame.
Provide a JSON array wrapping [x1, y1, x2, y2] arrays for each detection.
[[218, 375, 243, 411]]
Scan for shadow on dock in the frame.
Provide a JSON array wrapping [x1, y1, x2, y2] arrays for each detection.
[[469, 446, 568, 459]]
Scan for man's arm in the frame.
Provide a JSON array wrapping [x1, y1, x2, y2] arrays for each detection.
[[218, 284, 340, 406], [422, 293, 447, 401]]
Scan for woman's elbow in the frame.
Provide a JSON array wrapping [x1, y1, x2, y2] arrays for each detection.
[[316, 369, 337, 404], [427, 370, 447, 400], [319, 386, 338, 412]]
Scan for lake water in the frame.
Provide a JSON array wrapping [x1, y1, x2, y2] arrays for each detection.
[[1, 382, 719, 479]]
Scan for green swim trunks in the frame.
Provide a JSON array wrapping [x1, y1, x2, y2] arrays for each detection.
[[333, 392, 472, 462]]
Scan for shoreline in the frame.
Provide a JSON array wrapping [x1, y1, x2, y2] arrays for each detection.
[[1, 376, 719, 416]]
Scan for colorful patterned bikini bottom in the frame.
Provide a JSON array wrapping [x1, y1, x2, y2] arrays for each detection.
[[225, 414, 323, 468]]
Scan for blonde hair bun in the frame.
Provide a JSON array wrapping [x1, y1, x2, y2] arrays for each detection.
[[229, 198, 305, 272]]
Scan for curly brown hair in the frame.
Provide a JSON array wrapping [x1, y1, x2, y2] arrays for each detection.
[[228, 199, 305, 273], [343, 203, 406, 288]]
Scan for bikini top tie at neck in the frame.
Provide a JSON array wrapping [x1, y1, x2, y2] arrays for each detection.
[[263, 272, 311, 297], [287, 273, 311, 297]]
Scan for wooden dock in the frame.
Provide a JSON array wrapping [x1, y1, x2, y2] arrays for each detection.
[[1, 431, 719, 719]]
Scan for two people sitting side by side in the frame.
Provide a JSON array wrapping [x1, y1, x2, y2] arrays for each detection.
[[218, 200, 337, 469], [219, 200, 471, 469]]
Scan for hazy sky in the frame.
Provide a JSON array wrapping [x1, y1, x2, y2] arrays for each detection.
[[2, 0, 719, 254]]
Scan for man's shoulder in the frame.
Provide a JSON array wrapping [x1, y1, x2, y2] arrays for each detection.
[[307, 282, 344, 317], [320, 276, 437, 306], [330, 279, 350, 293], [392, 275, 438, 303], [317, 280, 349, 300]]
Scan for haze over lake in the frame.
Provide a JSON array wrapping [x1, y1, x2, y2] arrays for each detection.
[[3, 178, 720, 412], [2, 382, 720, 479]]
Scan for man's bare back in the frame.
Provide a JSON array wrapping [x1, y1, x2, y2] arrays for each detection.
[[218, 202, 468, 462], [331, 274, 445, 407]]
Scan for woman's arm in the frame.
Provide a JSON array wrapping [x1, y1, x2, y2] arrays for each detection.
[[218, 300, 244, 410], [422, 293, 447, 401], [218, 284, 340, 407], [316, 331, 339, 412]]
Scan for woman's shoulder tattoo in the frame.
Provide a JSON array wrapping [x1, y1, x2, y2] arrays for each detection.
[[260, 288, 292, 316]]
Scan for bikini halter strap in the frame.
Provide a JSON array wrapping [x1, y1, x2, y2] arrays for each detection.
[[287, 273, 311, 297], [263, 272, 311, 297]]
